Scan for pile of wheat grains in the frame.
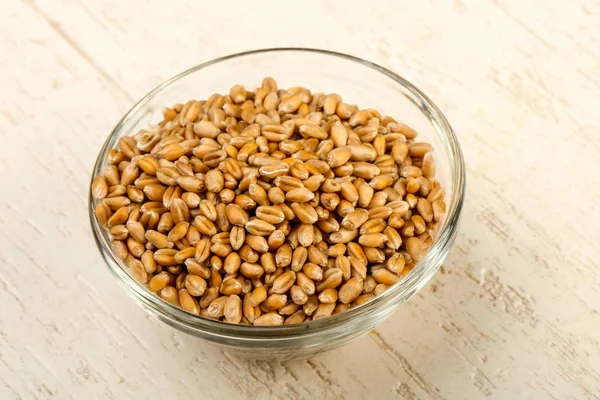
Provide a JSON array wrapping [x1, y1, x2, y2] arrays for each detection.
[[91, 77, 446, 326]]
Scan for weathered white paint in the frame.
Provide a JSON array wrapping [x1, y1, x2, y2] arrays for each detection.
[[1, 0, 599, 398]]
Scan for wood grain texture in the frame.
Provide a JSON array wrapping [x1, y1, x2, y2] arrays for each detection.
[[1, 0, 599, 398]]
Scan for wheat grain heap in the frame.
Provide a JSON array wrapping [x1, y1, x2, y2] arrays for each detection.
[[92, 77, 446, 326]]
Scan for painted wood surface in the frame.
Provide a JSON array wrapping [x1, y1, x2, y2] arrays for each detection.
[[1, 0, 599, 398]]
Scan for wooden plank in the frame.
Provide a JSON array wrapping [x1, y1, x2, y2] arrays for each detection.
[[1, 0, 599, 398]]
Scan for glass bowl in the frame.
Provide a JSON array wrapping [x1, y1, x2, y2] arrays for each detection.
[[89, 48, 465, 360]]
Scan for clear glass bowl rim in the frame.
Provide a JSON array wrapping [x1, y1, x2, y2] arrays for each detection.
[[89, 47, 466, 342]]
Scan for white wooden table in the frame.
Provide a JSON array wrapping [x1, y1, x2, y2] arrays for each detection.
[[2, 1, 599, 398]]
